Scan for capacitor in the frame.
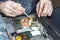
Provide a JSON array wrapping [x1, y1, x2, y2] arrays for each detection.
[[16, 36, 22, 40]]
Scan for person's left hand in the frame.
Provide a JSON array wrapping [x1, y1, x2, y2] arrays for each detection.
[[36, 0, 53, 17]]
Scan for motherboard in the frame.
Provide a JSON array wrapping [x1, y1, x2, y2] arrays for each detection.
[[0, 14, 53, 40]]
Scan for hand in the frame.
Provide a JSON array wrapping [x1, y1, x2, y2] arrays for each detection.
[[36, 0, 53, 17], [0, 1, 25, 17]]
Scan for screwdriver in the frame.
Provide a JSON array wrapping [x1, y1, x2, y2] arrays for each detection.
[[24, 12, 30, 18], [24, 12, 33, 21]]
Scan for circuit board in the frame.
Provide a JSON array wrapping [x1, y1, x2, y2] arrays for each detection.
[[3, 14, 53, 40]]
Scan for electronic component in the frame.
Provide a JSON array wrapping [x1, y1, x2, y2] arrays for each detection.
[[16, 36, 22, 40], [20, 17, 33, 27], [11, 32, 28, 40]]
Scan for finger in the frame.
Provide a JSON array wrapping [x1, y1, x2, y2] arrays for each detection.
[[4, 8, 17, 17], [36, 2, 40, 14], [5, 13, 17, 17], [4, 3, 15, 14], [48, 8, 53, 16], [38, 1, 45, 17], [46, 5, 51, 16], [1, 1, 22, 16], [11, 3, 25, 12], [16, 3, 26, 12], [41, 3, 48, 17], [4, 7, 14, 14], [4, 4, 23, 15], [48, 2, 53, 16], [10, 3, 25, 15]]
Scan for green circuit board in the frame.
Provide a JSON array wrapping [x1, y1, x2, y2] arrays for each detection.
[[3, 14, 53, 40]]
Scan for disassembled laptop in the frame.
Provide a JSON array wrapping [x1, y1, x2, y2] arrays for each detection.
[[0, 14, 53, 40]]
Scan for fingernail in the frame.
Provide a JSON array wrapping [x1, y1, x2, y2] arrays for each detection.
[[38, 15, 40, 17]]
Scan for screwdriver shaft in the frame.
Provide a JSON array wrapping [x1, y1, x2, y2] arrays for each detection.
[[24, 12, 30, 18]]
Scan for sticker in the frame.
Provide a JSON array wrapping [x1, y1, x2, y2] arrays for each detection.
[[31, 30, 41, 36]]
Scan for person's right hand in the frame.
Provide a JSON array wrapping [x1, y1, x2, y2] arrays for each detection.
[[0, 1, 25, 17]]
